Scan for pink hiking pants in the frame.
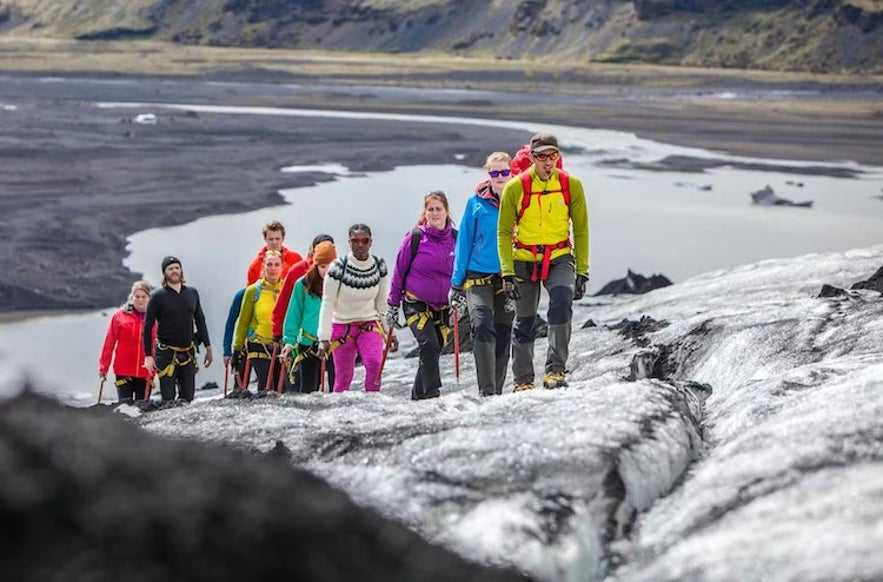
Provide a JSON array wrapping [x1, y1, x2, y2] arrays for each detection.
[[329, 322, 385, 392]]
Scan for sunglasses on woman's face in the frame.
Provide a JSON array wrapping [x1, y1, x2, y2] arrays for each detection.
[[488, 169, 511, 178], [532, 151, 560, 162]]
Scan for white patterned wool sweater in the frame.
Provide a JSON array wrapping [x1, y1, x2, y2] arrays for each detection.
[[318, 253, 390, 341]]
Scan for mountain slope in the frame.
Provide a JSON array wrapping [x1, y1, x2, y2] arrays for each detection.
[[1, 0, 880, 73]]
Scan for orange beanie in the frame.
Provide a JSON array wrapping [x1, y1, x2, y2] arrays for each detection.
[[312, 241, 337, 266]]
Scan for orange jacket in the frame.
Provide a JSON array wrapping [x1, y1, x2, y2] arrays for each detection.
[[246, 245, 303, 286]]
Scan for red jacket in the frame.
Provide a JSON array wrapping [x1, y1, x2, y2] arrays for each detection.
[[271, 256, 313, 339], [99, 306, 156, 379], [246, 245, 303, 285]]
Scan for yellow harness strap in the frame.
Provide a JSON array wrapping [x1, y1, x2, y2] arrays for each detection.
[[246, 340, 273, 360], [286, 342, 320, 382], [462, 275, 496, 291], [326, 321, 383, 354], [155, 342, 196, 378], [403, 294, 453, 347]]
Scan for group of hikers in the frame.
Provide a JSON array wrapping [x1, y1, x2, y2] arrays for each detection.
[[98, 132, 590, 403]]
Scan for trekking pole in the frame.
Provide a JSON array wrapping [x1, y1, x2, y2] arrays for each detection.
[[452, 306, 461, 384], [97, 377, 106, 405], [145, 376, 154, 401], [266, 344, 279, 391], [223, 362, 229, 397], [276, 352, 287, 394], [375, 326, 395, 390], [238, 357, 251, 390], [319, 356, 327, 393]]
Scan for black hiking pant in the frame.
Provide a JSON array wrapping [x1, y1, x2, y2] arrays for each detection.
[[155, 344, 196, 402], [247, 340, 286, 392], [404, 301, 449, 400], [296, 352, 335, 393], [465, 274, 513, 396], [115, 376, 150, 402]]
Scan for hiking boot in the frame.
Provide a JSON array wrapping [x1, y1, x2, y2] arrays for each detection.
[[543, 371, 568, 389], [513, 381, 535, 392], [225, 388, 253, 399]]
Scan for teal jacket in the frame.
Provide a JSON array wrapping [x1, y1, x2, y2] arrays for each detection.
[[282, 276, 322, 347]]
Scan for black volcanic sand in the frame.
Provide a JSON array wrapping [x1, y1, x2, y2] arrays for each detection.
[[0, 77, 533, 311], [0, 72, 880, 312]]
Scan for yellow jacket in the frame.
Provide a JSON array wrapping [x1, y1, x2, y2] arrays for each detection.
[[497, 167, 590, 277], [233, 278, 282, 349]]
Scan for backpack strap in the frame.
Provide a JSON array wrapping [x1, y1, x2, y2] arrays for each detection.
[[400, 228, 457, 285], [252, 279, 263, 304], [516, 169, 571, 223], [408, 228, 422, 266], [513, 169, 573, 282]]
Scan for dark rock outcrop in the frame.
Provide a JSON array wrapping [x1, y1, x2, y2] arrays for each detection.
[[0, 390, 530, 582], [835, 1, 883, 32], [850, 265, 883, 294], [608, 315, 670, 347], [596, 270, 673, 296], [625, 319, 712, 382], [633, 0, 792, 20], [74, 26, 156, 41], [818, 283, 848, 298], [750, 185, 814, 208]]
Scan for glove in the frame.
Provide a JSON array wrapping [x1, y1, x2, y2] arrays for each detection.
[[448, 287, 468, 314], [230, 350, 244, 370], [385, 304, 400, 331], [502, 275, 521, 302], [574, 274, 589, 301]]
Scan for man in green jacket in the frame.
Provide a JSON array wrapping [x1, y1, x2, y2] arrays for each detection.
[[497, 133, 590, 391]]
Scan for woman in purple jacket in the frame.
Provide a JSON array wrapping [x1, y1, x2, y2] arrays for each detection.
[[386, 191, 457, 400]]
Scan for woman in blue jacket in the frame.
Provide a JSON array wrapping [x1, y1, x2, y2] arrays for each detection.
[[450, 152, 515, 396]]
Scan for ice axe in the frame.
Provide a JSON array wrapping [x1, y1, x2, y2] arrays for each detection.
[[375, 326, 396, 390], [97, 377, 106, 405], [266, 343, 279, 391]]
